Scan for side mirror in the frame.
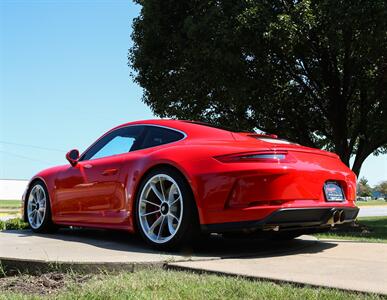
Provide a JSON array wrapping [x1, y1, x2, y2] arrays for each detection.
[[66, 149, 80, 167]]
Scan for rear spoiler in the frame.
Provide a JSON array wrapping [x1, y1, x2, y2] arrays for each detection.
[[237, 132, 278, 139]]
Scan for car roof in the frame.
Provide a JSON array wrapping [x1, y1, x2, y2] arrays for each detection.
[[113, 119, 235, 140]]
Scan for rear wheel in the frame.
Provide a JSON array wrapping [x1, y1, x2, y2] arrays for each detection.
[[26, 181, 56, 233], [135, 168, 198, 250]]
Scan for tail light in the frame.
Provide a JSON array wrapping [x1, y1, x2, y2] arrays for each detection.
[[214, 151, 296, 163]]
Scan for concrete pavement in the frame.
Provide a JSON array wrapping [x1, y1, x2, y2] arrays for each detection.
[[0, 229, 316, 266], [0, 229, 213, 265], [170, 240, 387, 295], [1, 228, 386, 295]]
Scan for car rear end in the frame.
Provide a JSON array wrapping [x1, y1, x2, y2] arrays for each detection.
[[196, 134, 359, 234]]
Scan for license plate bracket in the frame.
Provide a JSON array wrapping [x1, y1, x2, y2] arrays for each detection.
[[324, 181, 345, 202]]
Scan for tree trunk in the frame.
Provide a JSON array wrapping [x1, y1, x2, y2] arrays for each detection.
[[338, 151, 351, 168], [351, 152, 369, 178]]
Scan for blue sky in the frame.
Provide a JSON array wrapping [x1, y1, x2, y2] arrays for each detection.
[[0, 0, 386, 186]]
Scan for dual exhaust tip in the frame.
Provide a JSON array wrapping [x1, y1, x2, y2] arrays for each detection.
[[328, 209, 346, 225]]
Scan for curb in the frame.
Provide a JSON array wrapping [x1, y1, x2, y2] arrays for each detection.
[[165, 263, 387, 297], [0, 257, 163, 275]]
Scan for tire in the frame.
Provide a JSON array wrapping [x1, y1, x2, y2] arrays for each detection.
[[134, 167, 199, 250], [25, 181, 57, 233]]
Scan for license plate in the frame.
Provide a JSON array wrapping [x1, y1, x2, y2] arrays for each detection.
[[324, 182, 345, 202]]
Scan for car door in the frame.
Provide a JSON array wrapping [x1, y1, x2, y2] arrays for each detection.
[[54, 126, 146, 224]]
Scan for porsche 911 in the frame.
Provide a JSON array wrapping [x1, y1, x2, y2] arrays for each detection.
[[22, 119, 359, 249]]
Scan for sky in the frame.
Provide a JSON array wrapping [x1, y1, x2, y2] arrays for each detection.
[[0, 0, 386, 186]]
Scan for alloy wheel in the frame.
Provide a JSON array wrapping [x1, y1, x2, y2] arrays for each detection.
[[138, 174, 183, 244], [27, 184, 47, 229]]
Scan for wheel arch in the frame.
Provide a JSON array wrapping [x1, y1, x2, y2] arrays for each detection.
[[23, 177, 50, 222], [132, 163, 202, 228]]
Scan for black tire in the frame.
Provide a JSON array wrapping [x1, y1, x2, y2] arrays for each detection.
[[134, 167, 199, 250], [25, 180, 57, 233]]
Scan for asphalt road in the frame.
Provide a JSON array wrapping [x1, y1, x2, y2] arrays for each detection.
[[358, 206, 387, 217]]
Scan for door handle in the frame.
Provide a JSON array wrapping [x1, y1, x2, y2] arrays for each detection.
[[101, 168, 118, 176]]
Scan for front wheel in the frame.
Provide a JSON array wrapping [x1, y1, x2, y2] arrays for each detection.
[[26, 181, 56, 233], [135, 168, 199, 250]]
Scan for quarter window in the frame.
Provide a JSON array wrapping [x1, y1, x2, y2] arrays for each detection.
[[140, 126, 185, 149]]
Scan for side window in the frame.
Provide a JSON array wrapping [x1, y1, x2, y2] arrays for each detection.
[[81, 126, 145, 161], [140, 126, 184, 149]]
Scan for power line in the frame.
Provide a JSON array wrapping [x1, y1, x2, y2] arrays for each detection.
[[0, 150, 56, 165], [0, 141, 65, 153]]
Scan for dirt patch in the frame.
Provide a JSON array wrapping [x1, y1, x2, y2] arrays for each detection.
[[0, 272, 92, 295]]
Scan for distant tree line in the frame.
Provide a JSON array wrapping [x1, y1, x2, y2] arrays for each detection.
[[357, 178, 387, 198]]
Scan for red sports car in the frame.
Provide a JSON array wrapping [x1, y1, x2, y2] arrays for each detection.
[[22, 119, 359, 249]]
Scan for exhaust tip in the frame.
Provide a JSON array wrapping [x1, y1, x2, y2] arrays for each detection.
[[333, 210, 340, 223], [339, 210, 346, 223]]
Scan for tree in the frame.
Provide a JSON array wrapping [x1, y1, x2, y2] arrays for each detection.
[[129, 0, 387, 176], [374, 180, 387, 196], [357, 177, 372, 197]]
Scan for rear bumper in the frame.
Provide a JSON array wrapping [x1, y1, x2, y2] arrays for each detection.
[[201, 207, 359, 233]]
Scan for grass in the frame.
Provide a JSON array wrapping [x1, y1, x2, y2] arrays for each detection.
[[356, 199, 387, 206], [0, 200, 21, 210], [0, 263, 5, 278], [0, 218, 28, 231], [0, 269, 383, 300], [315, 217, 387, 243], [0, 211, 19, 216]]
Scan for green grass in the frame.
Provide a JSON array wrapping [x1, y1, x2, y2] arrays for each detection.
[[0, 269, 383, 300], [0, 200, 21, 209], [0, 218, 28, 230], [356, 199, 387, 206], [0, 211, 19, 216], [315, 217, 387, 243]]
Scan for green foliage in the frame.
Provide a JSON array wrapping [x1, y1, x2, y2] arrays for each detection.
[[357, 177, 372, 197], [357, 199, 387, 206], [129, 0, 387, 176], [374, 180, 387, 196], [0, 200, 21, 209], [0, 218, 29, 231]]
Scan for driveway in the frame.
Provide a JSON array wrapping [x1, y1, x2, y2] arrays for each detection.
[[0, 229, 386, 295], [170, 240, 387, 295], [0, 229, 317, 264]]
